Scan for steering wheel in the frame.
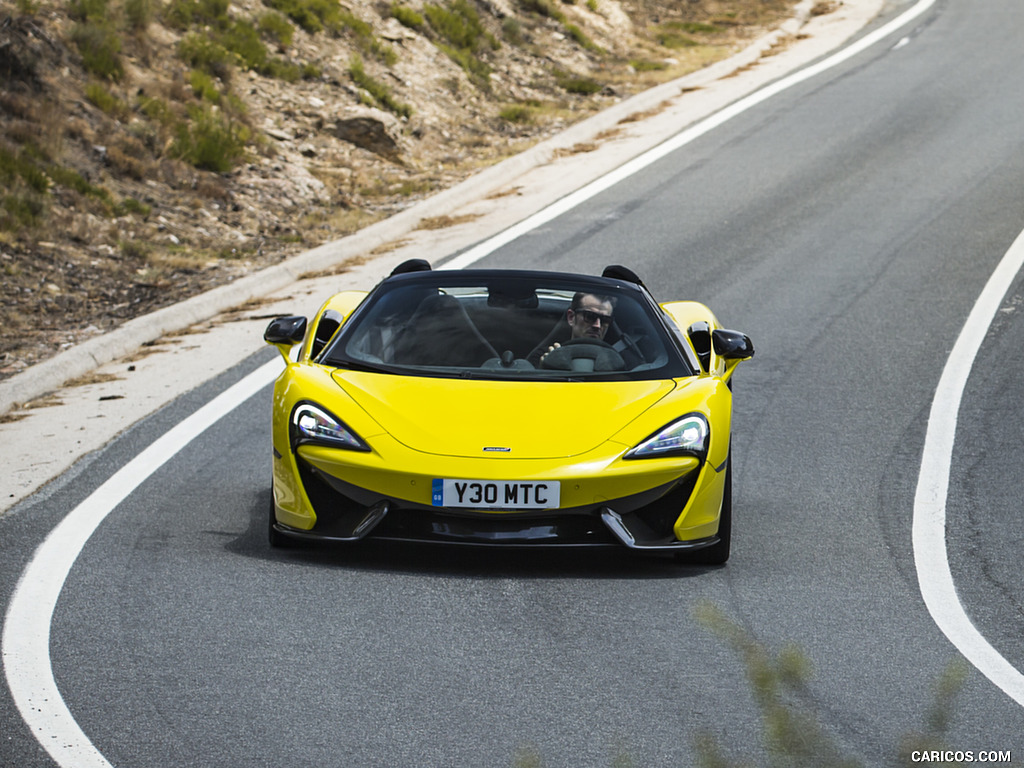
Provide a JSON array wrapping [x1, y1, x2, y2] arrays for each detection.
[[540, 338, 625, 372]]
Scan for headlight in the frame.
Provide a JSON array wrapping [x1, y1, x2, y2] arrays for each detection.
[[625, 414, 708, 460], [290, 402, 370, 452]]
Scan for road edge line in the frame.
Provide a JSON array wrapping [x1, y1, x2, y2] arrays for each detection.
[[1, 359, 281, 768], [913, 228, 1024, 706]]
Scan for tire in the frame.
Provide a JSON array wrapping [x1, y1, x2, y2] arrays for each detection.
[[678, 459, 731, 566]]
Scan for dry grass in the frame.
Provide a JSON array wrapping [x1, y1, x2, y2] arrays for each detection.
[[618, 100, 674, 124], [485, 186, 523, 200], [415, 213, 482, 231], [65, 372, 122, 387], [22, 394, 64, 409], [297, 254, 373, 281], [369, 238, 412, 255]]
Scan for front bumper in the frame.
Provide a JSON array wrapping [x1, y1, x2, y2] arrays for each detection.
[[271, 455, 722, 552]]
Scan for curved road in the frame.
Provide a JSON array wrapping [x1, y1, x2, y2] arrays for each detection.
[[4, 0, 1024, 765]]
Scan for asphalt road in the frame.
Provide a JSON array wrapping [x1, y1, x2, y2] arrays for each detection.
[[4, 0, 1024, 765]]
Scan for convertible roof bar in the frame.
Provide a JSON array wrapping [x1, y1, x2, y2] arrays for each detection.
[[391, 258, 432, 275], [389, 259, 644, 285], [602, 264, 643, 286]]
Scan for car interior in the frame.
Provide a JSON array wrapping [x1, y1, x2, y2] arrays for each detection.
[[332, 279, 673, 377]]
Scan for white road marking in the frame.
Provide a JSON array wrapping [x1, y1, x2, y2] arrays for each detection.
[[913, 228, 1024, 706], [8, 1, 1002, 765], [2, 359, 281, 768]]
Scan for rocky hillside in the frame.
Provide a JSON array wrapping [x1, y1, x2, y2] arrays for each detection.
[[0, 0, 793, 380]]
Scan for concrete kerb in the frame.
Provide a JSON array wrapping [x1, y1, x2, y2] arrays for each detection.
[[0, 0, 819, 417]]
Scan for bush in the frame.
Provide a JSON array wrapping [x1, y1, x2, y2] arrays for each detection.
[[85, 81, 131, 118], [171, 105, 250, 172], [424, 0, 498, 88], [188, 70, 221, 102], [1, 194, 45, 230], [520, 0, 565, 22], [163, 0, 230, 29], [498, 104, 533, 123], [391, 4, 424, 31], [71, 21, 124, 81], [425, 0, 498, 52], [258, 11, 294, 48], [263, 0, 341, 34], [349, 55, 412, 118], [178, 33, 234, 80], [555, 71, 602, 94], [68, 0, 108, 22], [340, 10, 397, 65], [0, 146, 49, 194], [124, 0, 154, 31]]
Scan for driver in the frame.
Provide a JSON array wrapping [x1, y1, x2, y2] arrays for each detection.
[[538, 292, 615, 366]]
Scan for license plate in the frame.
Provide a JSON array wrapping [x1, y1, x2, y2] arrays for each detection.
[[432, 479, 560, 509]]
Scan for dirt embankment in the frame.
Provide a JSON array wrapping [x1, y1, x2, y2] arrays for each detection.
[[0, 0, 794, 381]]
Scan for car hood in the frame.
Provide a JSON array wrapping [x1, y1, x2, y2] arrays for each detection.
[[332, 371, 676, 459]]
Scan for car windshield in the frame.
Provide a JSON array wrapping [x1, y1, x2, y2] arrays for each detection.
[[321, 273, 692, 380]]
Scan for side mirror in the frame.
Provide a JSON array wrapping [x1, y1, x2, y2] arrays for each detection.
[[265, 316, 307, 362], [712, 329, 754, 360]]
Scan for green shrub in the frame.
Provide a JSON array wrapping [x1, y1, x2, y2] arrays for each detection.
[[171, 105, 250, 172], [124, 0, 154, 31], [138, 96, 176, 127], [189, 70, 221, 102], [71, 21, 124, 81], [425, 0, 498, 52], [391, 4, 424, 31], [630, 58, 668, 72], [330, 9, 397, 64], [68, 0, 108, 22], [564, 22, 600, 52], [424, 0, 498, 88], [663, 20, 721, 35], [264, 0, 341, 34], [47, 165, 111, 202], [555, 71, 602, 94], [656, 29, 698, 49], [0, 146, 49, 194], [501, 16, 524, 45], [258, 11, 294, 47], [349, 55, 412, 118], [163, 0, 230, 29], [119, 238, 151, 259], [178, 33, 234, 80], [85, 81, 131, 118], [498, 104, 532, 123], [520, 0, 565, 23], [1, 194, 45, 230], [223, 20, 272, 71], [439, 43, 492, 86]]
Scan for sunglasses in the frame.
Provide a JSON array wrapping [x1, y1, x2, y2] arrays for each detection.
[[575, 309, 613, 326]]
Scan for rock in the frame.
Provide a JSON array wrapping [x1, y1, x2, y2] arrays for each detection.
[[332, 107, 405, 162]]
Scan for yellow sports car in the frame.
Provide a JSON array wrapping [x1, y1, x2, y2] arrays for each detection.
[[264, 261, 753, 563]]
